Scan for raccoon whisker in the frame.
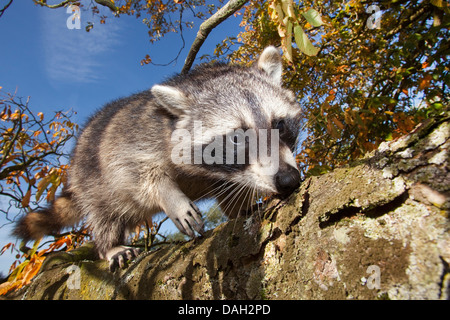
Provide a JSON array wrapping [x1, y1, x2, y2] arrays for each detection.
[[223, 180, 253, 224], [255, 188, 264, 223], [212, 181, 239, 200], [249, 185, 257, 219], [212, 182, 242, 217], [214, 182, 243, 214], [196, 180, 234, 202], [197, 179, 227, 200], [225, 182, 251, 216], [205, 182, 239, 214], [230, 181, 256, 235], [198, 180, 241, 222]]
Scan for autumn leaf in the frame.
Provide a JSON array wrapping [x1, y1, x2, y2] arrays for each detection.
[[325, 94, 335, 102], [419, 74, 433, 90], [21, 189, 31, 208], [430, 0, 449, 8], [0, 242, 13, 255], [332, 116, 345, 130]]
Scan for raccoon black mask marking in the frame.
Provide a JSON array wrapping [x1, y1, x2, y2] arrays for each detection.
[[13, 46, 301, 271]]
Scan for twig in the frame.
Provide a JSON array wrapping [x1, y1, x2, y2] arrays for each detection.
[[35, 0, 118, 12], [150, 6, 186, 67], [181, 0, 248, 74], [0, 0, 13, 18]]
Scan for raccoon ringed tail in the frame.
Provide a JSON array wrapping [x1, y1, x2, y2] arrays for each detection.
[[13, 190, 80, 242]]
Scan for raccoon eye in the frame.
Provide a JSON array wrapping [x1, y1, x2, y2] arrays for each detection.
[[275, 120, 286, 133]]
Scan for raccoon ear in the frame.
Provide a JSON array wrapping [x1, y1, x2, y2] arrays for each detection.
[[151, 85, 191, 117], [257, 46, 282, 85]]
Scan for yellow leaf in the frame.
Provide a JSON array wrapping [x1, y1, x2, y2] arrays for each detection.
[[33, 130, 42, 137], [0, 281, 20, 296], [36, 175, 52, 201]]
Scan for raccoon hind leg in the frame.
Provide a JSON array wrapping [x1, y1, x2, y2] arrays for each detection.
[[90, 215, 141, 272], [105, 245, 141, 272]]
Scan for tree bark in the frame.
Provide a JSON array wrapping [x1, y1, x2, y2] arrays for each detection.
[[4, 116, 449, 300]]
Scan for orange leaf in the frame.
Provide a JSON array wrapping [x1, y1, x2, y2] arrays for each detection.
[[21, 190, 31, 208], [0, 281, 20, 295], [419, 74, 432, 90], [326, 95, 336, 102], [1, 243, 13, 255], [332, 117, 345, 130]]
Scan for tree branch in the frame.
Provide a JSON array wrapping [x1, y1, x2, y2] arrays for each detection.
[[181, 0, 248, 74], [34, 0, 75, 9], [0, 0, 13, 18], [94, 0, 118, 13], [34, 0, 118, 12]]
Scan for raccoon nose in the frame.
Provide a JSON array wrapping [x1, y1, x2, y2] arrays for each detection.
[[275, 166, 300, 197]]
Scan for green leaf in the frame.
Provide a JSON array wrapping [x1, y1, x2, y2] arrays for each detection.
[[430, 0, 449, 8], [293, 23, 320, 56], [301, 8, 324, 27], [36, 175, 51, 202], [284, 17, 293, 62]]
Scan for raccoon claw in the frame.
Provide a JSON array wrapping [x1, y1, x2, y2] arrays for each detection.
[[106, 246, 141, 272], [171, 201, 204, 238]]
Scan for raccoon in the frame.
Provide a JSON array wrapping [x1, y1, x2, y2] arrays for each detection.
[[13, 46, 301, 271]]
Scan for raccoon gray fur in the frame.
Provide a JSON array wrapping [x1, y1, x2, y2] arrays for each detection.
[[13, 46, 301, 271]]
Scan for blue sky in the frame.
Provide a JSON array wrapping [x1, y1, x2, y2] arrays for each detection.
[[0, 1, 241, 275]]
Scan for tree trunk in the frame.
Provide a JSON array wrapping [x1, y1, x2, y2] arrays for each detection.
[[4, 116, 449, 300]]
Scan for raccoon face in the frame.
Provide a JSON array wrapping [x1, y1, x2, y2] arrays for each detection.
[[152, 46, 301, 198]]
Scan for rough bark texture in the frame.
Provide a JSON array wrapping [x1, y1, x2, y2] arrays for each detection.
[[5, 117, 449, 300]]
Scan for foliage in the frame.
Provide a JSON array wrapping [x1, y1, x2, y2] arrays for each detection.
[[0, 230, 88, 294], [0, 92, 77, 219], [268, 0, 323, 59], [218, 0, 449, 176], [0, 91, 80, 294]]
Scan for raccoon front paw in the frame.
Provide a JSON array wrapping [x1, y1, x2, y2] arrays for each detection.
[[106, 246, 141, 272], [171, 201, 205, 238]]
